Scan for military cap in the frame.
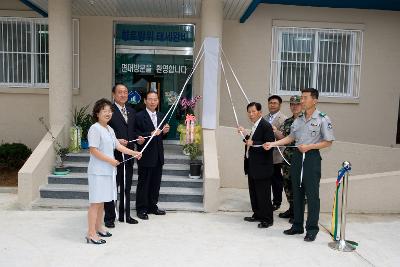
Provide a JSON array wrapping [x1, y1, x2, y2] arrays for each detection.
[[289, 95, 301, 104]]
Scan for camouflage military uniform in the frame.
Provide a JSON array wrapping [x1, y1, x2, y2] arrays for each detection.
[[280, 116, 296, 208]]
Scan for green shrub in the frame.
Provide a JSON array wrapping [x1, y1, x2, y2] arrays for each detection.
[[183, 143, 201, 161], [0, 143, 32, 170], [72, 105, 93, 140]]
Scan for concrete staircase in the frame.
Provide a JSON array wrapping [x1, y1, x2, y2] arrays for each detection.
[[32, 143, 204, 212]]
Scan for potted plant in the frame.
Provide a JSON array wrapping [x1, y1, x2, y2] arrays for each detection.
[[39, 117, 70, 175], [183, 143, 202, 179], [72, 105, 92, 150]]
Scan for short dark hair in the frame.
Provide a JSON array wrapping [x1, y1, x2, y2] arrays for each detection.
[[145, 91, 158, 99], [301, 88, 319, 99], [247, 102, 262, 111], [268, 95, 282, 104], [92, 98, 114, 122], [112, 83, 128, 93]]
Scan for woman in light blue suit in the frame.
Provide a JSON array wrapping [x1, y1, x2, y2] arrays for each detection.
[[86, 98, 141, 245]]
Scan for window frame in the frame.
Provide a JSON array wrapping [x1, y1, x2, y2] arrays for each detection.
[[0, 17, 79, 90], [270, 25, 363, 99]]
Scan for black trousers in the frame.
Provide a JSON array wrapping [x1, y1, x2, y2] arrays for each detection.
[[290, 149, 321, 235], [136, 163, 163, 213], [271, 163, 283, 206], [104, 159, 133, 223], [248, 174, 273, 223]]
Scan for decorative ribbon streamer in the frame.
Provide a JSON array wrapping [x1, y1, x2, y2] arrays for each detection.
[[251, 144, 297, 148], [185, 114, 196, 144], [220, 45, 291, 166], [220, 46, 250, 104], [112, 167, 118, 220], [127, 125, 168, 143], [220, 56, 245, 140], [122, 153, 126, 219], [331, 165, 351, 241], [299, 152, 305, 187]]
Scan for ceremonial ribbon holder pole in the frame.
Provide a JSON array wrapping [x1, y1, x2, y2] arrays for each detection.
[[329, 161, 357, 252]]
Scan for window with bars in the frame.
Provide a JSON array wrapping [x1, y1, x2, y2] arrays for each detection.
[[270, 26, 363, 98], [0, 17, 79, 89]]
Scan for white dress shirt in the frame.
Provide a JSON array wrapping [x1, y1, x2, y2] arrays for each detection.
[[146, 108, 157, 129]]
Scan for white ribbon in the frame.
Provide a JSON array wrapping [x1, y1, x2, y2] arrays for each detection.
[[220, 46, 250, 104], [300, 152, 305, 188], [122, 153, 126, 219], [220, 46, 293, 166], [220, 56, 245, 140], [112, 167, 118, 220]]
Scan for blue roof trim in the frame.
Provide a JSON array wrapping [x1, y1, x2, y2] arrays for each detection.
[[240, 0, 261, 23], [240, 0, 400, 23], [20, 0, 48, 17]]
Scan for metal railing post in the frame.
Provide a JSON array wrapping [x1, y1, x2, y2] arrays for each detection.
[[329, 161, 356, 252]]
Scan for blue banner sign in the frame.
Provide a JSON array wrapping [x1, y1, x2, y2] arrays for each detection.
[[115, 24, 194, 47]]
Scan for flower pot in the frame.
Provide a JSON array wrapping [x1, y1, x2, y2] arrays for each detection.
[[189, 160, 202, 179], [69, 126, 82, 153], [81, 139, 89, 149], [53, 167, 70, 175]]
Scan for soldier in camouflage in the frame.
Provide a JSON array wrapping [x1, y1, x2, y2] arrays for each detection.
[[273, 95, 302, 223]]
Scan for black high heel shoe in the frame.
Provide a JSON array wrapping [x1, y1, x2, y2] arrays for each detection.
[[97, 231, 112, 237], [85, 236, 106, 244]]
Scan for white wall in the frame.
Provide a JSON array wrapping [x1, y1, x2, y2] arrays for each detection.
[[220, 4, 400, 147]]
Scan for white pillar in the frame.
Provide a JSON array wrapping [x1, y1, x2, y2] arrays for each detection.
[[200, 0, 223, 126], [200, 0, 223, 212], [201, 37, 220, 129], [48, 0, 72, 130]]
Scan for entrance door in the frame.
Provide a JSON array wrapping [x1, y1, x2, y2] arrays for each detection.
[[114, 49, 193, 140]]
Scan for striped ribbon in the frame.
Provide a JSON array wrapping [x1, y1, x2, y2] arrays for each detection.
[[331, 165, 352, 241]]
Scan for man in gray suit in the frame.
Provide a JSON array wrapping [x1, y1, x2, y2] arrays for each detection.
[[264, 95, 287, 211]]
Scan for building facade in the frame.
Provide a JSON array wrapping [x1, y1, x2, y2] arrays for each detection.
[[1, 0, 400, 212]]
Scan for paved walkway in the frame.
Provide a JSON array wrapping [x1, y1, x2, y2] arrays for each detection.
[[1, 191, 399, 267]]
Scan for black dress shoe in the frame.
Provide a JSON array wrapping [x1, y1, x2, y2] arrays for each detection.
[[97, 231, 112, 237], [289, 218, 294, 224], [283, 227, 304, 235], [244, 216, 258, 222], [149, 209, 166, 215], [257, 221, 273, 228], [126, 217, 139, 224], [118, 218, 124, 223], [278, 209, 293, 218], [137, 212, 149, 220], [105, 222, 115, 228], [304, 233, 317, 242], [272, 204, 281, 211], [85, 237, 106, 244]]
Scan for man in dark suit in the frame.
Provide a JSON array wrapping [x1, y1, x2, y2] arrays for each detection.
[[104, 83, 145, 228], [238, 102, 275, 228], [134, 91, 170, 220]]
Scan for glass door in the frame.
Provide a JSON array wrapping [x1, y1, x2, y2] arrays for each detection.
[[115, 49, 193, 140]]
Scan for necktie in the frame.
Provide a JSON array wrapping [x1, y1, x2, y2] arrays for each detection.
[[151, 113, 157, 128], [121, 107, 128, 123]]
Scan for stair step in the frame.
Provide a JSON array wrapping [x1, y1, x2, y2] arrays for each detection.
[[62, 162, 191, 176], [66, 152, 192, 164], [40, 184, 203, 203], [32, 198, 204, 212], [48, 173, 203, 187]]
